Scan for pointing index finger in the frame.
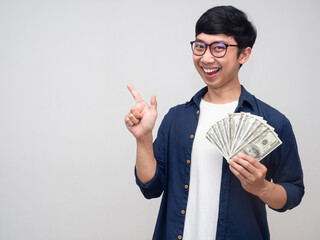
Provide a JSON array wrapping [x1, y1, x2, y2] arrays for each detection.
[[127, 84, 144, 103]]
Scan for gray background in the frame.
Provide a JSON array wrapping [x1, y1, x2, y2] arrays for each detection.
[[0, 0, 319, 239]]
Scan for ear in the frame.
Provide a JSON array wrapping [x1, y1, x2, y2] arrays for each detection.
[[238, 47, 252, 65]]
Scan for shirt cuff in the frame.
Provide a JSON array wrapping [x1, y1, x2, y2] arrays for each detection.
[[134, 163, 164, 199], [269, 182, 304, 212]]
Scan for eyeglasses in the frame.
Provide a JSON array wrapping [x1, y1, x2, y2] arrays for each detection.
[[190, 40, 238, 58]]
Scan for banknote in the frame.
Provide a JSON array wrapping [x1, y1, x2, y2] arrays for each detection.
[[206, 112, 282, 161]]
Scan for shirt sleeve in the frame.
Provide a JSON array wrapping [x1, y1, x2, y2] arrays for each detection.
[[269, 117, 305, 212], [134, 112, 169, 199]]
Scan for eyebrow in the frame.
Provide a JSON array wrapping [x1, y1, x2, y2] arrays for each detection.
[[195, 38, 228, 45]]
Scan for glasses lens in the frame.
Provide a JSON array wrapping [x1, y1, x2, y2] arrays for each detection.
[[192, 41, 206, 56], [210, 42, 227, 57]]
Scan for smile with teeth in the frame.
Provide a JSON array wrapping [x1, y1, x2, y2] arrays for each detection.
[[202, 67, 220, 74]]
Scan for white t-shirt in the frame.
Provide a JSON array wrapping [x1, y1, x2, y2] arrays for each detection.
[[182, 99, 238, 240]]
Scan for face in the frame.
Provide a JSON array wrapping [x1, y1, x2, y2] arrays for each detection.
[[192, 33, 251, 91], [244, 144, 260, 158]]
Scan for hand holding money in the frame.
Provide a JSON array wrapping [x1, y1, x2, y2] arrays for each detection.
[[229, 153, 269, 196], [207, 112, 287, 204]]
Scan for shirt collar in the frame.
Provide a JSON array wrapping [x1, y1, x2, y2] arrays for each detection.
[[186, 85, 256, 112]]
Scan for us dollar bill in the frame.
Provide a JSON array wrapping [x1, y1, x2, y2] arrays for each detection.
[[206, 127, 229, 160], [231, 113, 261, 153], [206, 112, 282, 161], [229, 126, 282, 161]]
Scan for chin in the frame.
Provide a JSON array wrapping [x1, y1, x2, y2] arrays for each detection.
[[203, 77, 221, 88]]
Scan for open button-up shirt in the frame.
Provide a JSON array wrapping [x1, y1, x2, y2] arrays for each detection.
[[135, 86, 304, 240]]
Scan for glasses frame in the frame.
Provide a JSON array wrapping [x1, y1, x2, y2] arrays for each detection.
[[190, 40, 238, 58]]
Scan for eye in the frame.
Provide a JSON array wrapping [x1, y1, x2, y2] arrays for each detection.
[[194, 42, 205, 49], [212, 43, 226, 52]]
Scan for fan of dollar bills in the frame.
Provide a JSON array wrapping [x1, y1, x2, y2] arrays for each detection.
[[206, 112, 282, 161]]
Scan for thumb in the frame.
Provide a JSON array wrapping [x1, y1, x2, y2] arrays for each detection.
[[150, 94, 157, 111]]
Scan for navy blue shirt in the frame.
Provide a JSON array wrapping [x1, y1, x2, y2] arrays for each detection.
[[135, 86, 304, 240]]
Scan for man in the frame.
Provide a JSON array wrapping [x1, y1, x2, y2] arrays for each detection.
[[125, 5, 304, 240]]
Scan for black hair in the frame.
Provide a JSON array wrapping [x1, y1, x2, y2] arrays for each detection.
[[195, 6, 257, 53]]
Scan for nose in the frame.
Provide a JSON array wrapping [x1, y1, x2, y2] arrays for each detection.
[[200, 46, 216, 64]]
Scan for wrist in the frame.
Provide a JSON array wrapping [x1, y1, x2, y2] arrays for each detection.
[[257, 180, 274, 199], [136, 132, 153, 144]]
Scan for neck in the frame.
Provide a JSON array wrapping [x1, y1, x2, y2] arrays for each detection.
[[204, 83, 241, 104]]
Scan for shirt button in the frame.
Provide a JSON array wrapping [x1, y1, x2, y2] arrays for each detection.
[[190, 134, 194, 139], [196, 110, 200, 114], [181, 210, 185, 214], [187, 160, 191, 164], [185, 185, 189, 189], [178, 235, 182, 240]]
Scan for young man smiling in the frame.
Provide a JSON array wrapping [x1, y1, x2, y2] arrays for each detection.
[[125, 5, 304, 240]]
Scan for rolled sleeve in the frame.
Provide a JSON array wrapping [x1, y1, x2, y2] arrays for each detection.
[[270, 117, 305, 212], [274, 182, 304, 212], [135, 160, 165, 199]]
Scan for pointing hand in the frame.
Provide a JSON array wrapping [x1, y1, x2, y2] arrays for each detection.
[[124, 84, 158, 139]]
